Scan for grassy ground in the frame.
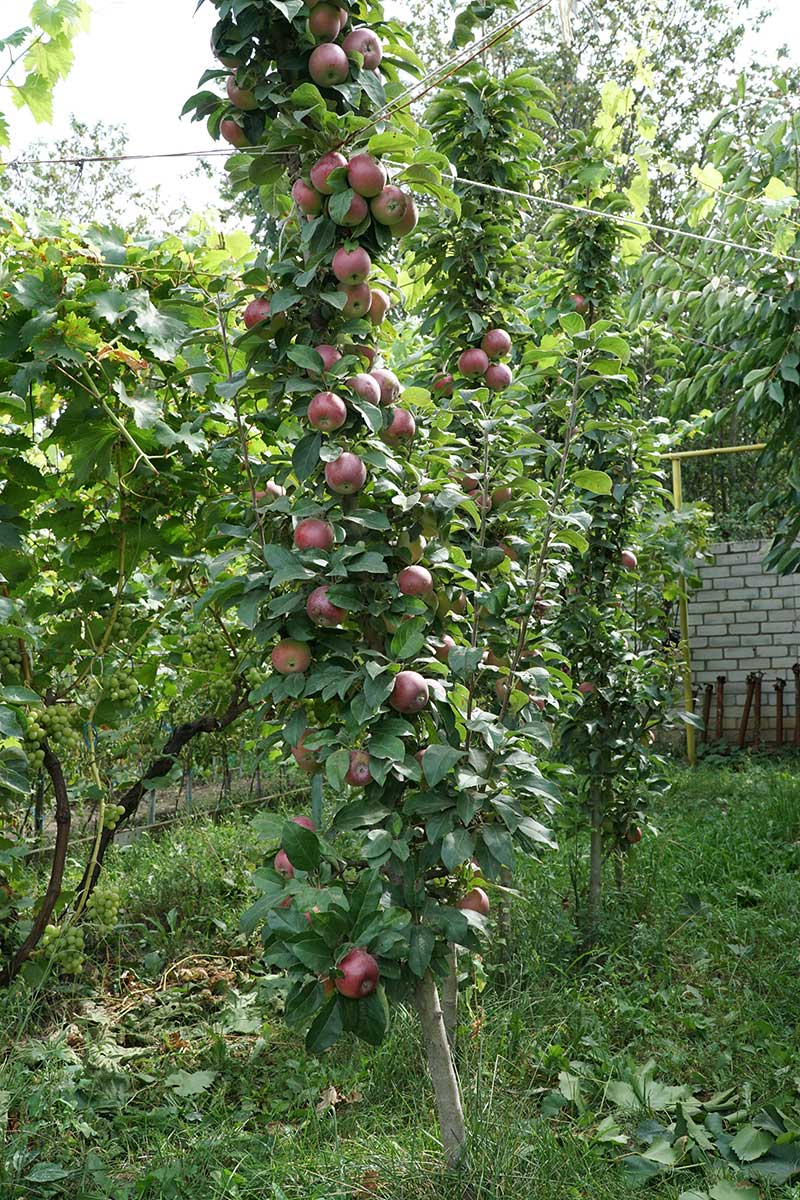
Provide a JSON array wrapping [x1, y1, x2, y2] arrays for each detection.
[[1, 761, 799, 1198]]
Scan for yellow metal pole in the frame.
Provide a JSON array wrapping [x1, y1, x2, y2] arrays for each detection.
[[666, 443, 766, 461], [671, 457, 697, 766]]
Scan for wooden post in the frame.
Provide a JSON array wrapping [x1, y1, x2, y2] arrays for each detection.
[[715, 675, 726, 740], [738, 673, 756, 749], [671, 457, 696, 765], [753, 672, 763, 744], [701, 683, 713, 742], [775, 678, 786, 747]]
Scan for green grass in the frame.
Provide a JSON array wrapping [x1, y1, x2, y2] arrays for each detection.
[[1, 761, 799, 1198]]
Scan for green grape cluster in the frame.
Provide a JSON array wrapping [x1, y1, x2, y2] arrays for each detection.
[[103, 802, 126, 831], [0, 635, 23, 678], [87, 883, 122, 932], [106, 669, 139, 704], [187, 629, 229, 671], [115, 607, 134, 637], [39, 706, 82, 752], [208, 676, 233, 713], [41, 923, 85, 974], [245, 666, 266, 689]]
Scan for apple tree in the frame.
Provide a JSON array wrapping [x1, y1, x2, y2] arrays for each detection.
[[184, 0, 559, 1166]]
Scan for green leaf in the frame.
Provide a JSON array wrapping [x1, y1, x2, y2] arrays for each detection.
[[326, 747, 350, 790], [305, 995, 343, 1053], [572, 469, 613, 495], [389, 616, 427, 661], [293, 431, 321, 480], [408, 925, 435, 977], [328, 189, 357, 224], [165, 1069, 218, 1097], [730, 1126, 775, 1162], [1, 685, 41, 705], [559, 312, 585, 335], [709, 1184, 760, 1200], [422, 744, 464, 787], [281, 820, 320, 872], [287, 345, 324, 371], [352, 986, 389, 1045], [441, 828, 473, 871]]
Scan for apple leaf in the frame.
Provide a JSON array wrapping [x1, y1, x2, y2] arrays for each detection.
[[281, 820, 320, 872], [422, 744, 464, 787], [572, 469, 613, 495], [352, 986, 389, 1045], [408, 926, 435, 977], [293, 431, 321, 480], [325, 747, 350, 790], [287, 345, 324, 372], [305, 995, 343, 1054], [328, 189, 357, 224]]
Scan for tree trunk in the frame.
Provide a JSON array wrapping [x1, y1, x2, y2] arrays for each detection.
[[497, 865, 512, 957], [586, 783, 604, 945], [614, 850, 625, 893], [1, 746, 71, 986], [414, 972, 466, 1169], [442, 944, 459, 1048]]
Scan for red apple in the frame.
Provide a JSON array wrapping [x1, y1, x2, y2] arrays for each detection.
[[432, 372, 455, 397], [243, 297, 272, 329], [294, 517, 334, 551], [578, 681, 595, 695], [370, 367, 401, 405], [382, 407, 415, 445], [338, 282, 372, 318], [492, 486, 512, 507], [308, 390, 347, 432], [220, 119, 248, 147], [292, 178, 323, 215], [345, 749, 371, 787], [626, 825, 643, 844], [344, 342, 377, 368], [310, 150, 348, 195], [434, 634, 456, 663], [332, 246, 371, 285], [211, 30, 244, 69], [346, 153, 386, 198], [226, 75, 257, 110], [306, 585, 346, 627], [457, 887, 490, 916], [481, 328, 512, 360], [348, 373, 382, 405], [309, 43, 349, 86], [499, 541, 518, 561], [389, 670, 429, 713], [391, 195, 418, 237], [368, 288, 391, 326], [370, 186, 408, 225], [332, 191, 369, 226], [271, 639, 312, 674], [308, 3, 341, 39], [621, 548, 638, 570], [397, 565, 433, 597], [325, 452, 367, 494], [335, 947, 379, 998], [342, 26, 383, 69], [571, 293, 588, 314], [485, 363, 513, 391], [458, 347, 490, 378], [291, 734, 319, 774], [311, 343, 342, 373], [274, 849, 294, 877]]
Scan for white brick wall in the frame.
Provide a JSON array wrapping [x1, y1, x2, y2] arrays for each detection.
[[687, 539, 800, 743]]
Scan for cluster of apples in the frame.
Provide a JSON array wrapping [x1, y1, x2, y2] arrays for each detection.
[[431, 327, 514, 398], [292, 150, 418, 239]]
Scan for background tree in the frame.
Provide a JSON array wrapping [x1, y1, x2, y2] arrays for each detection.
[[0, 116, 192, 235]]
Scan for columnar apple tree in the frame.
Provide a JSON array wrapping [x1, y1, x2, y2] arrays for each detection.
[[187, 0, 557, 1165]]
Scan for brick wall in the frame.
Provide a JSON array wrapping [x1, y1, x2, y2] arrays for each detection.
[[688, 539, 800, 742]]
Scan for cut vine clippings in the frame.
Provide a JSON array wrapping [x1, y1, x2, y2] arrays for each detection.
[[185, 0, 559, 1168]]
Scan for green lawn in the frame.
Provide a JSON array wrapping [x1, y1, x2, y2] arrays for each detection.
[[2, 761, 799, 1198]]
